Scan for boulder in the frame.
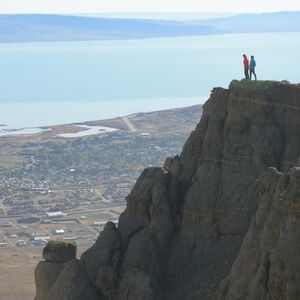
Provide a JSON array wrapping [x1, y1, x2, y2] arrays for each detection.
[[43, 240, 77, 263]]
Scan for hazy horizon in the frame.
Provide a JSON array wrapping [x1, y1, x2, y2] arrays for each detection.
[[0, 0, 299, 14], [0, 10, 299, 15]]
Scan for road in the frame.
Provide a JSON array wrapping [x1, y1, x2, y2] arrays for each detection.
[[66, 204, 125, 216], [122, 116, 137, 132], [0, 203, 125, 220]]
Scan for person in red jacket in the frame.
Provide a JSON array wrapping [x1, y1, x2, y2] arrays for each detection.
[[243, 54, 249, 80]]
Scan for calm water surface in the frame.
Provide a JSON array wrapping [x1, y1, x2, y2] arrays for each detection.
[[0, 32, 299, 129]]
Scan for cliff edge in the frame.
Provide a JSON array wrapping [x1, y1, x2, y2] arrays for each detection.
[[34, 80, 300, 300]]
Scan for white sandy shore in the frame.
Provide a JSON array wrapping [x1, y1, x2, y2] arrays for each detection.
[[57, 125, 118, 138], [0, 127, 50, 137]]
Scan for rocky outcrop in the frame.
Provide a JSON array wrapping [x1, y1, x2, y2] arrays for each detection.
[[35, 261, 66, 300], [81, 221, 121, 299], [41, 260, 101, 300], [42, 240, 77, 263], [35, 241, 100, 300], [35, 80, 300, 300]]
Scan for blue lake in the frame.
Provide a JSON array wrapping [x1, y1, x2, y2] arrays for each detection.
[[0, 32, 299, 128]]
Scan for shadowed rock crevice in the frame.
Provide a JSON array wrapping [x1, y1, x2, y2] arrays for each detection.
[[34, 80, 300, 300]]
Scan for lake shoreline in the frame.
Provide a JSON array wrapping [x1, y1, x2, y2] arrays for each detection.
[[0, 32, 298, 134], [0, 103, 202, 139], [0, 97, 206, 131]]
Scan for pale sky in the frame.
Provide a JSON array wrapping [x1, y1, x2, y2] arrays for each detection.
[[0, 0, 299, 14]]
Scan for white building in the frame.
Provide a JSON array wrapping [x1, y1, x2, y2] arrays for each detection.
[[46, 212, 67, 218]]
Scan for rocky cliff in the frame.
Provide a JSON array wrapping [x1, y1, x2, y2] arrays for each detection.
[[216, 165, 300, 300], [34, 80, 300, 300]]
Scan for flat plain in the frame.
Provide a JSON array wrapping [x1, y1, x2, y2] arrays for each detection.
[[0, 104, 202, 300]]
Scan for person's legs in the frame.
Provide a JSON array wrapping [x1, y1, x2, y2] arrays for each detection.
[[253, 69, 257, 81], [250, 68, 257, 81], [244, 68, 249, 79]]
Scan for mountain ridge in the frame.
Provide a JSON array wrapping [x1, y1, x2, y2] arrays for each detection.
[[0, 12, 299, 43], [0, 14, 220, 43]]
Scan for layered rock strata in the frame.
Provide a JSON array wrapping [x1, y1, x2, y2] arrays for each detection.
[[35, 80, 300, 300]]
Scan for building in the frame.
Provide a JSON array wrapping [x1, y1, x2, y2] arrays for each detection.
[[42, 219, 53, 224], [0, 222, 13, 228], [46, 212, 67, 218], [17, 214, 40, 224], [63, 236, 77, 241], [32, 239, 48, 246], [93, 221, 107, 227], [55, 229, 65, 235], [32, 236, 51, 246], [16, 240, 27, 247]]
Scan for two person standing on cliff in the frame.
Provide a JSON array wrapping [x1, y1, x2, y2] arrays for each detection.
[[243, 54, 257, 81]]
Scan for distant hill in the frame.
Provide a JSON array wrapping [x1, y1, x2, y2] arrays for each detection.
[[190, 11, 300, 33], [0, 12, 299, 43], [0, 14, 221, 43]]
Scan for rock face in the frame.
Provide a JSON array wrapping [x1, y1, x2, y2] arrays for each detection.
[[34, 80, 300, 300], [81, 221, 121, 299], [216, 166, 300, 300]]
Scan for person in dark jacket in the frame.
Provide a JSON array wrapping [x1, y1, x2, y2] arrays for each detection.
[[250, 55, 257, 81], [243, 54, 249, 79]]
